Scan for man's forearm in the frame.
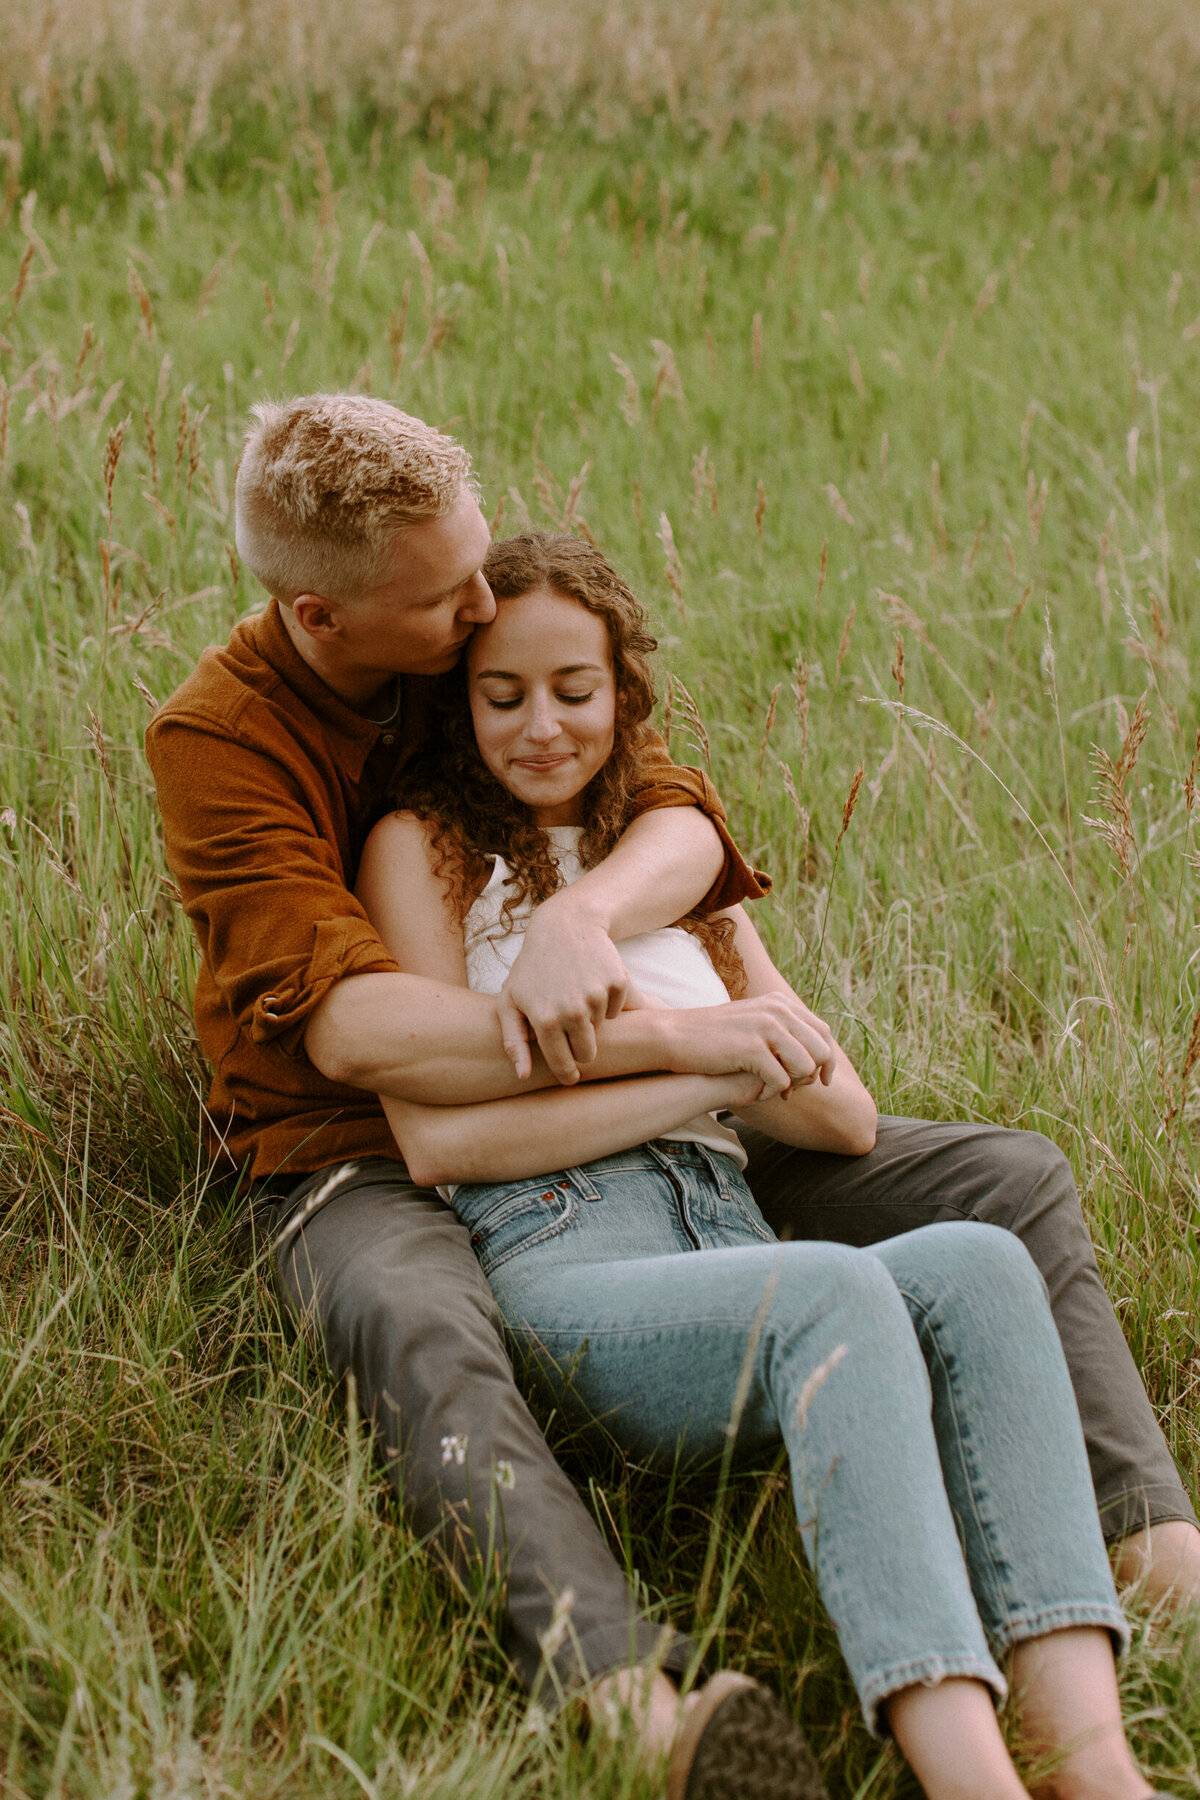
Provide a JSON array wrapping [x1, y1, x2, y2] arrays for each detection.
[[548, 805, 723, 938], [305, 970, 678, 1102]]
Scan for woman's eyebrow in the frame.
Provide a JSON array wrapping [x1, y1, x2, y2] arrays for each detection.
[[474, 662, 606, 680]]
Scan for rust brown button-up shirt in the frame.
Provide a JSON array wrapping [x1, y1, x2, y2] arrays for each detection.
[[146, 600, 769, 1180]]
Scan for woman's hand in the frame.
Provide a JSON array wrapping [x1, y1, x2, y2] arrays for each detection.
[[717, 1069, 772, 1110], [657, 992, 838, 1097]]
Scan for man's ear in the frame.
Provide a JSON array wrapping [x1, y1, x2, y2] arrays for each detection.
[[291, 593, 343, 641]]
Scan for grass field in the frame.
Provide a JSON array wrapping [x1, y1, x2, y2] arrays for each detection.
[[3, 4, 1200, 1794]]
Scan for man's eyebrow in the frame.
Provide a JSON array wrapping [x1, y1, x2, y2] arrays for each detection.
[[474, 662, 607, 680]]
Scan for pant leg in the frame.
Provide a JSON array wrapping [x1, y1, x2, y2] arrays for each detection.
[[256, 1157, 691, 1695], [870, 1222, 1128, 1657], [495, 1225, 1009, 1735], [739, 1114, 1196, 1539]]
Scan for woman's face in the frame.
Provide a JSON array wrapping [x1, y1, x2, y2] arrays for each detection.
[[466, 585, 617, 826]]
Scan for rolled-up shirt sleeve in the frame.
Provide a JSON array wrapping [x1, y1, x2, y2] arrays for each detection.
[[147, 717, 401, 1054], [630, 732, 772, 911]]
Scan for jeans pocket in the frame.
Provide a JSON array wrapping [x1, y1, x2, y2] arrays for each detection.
[[451, 1176, 578, 1277]]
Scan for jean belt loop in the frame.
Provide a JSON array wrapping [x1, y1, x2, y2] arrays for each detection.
[[564, 1165, 603, 1203]]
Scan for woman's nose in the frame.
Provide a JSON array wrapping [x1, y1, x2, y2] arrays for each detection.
[[525, 699, 561, 742]]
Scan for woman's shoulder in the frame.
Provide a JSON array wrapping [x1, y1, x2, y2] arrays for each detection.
[[359, 808, 443, 870], [359, 811, 493, 910], [355, 813, 447, 914]]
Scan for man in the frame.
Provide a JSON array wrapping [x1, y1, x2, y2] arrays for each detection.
[[147, 393, 1199, 1780]]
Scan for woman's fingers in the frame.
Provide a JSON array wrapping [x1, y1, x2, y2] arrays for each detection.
[[661, 993, 836, 1094], [763, 1001, 836, 1090]]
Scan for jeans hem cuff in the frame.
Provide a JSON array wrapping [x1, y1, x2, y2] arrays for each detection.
[[859, 1652, 1005, 1738], [988, 1602, 1132, 1662]]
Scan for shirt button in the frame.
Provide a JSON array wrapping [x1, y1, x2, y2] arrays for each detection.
[[381, 732, 396, 746]]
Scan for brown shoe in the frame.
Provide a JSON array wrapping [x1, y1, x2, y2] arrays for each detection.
[[665, 1671, 828, 1800]]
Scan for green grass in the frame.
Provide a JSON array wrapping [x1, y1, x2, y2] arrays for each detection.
[[2, 70, 1200, 1800]]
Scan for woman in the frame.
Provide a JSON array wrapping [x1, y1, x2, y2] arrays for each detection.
[[356, 533, 1159, 1800]]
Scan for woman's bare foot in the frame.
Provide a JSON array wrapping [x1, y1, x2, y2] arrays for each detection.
[[587, 1663, 684, 1760]]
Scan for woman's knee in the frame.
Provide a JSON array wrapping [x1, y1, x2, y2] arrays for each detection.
[[770, 1240, 914, 1334], [883, 1218, 1050, 1320]]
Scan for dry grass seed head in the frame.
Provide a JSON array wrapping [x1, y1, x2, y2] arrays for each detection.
[[836, 764, 865, 849], [656, 511, 684, 616], [1184, 728, 1200, 815], [1083, 692, 1150, 878]]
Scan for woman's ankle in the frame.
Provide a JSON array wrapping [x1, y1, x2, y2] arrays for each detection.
[[1010, 1628, 1151, 1800], [885, 1677, 1027, 1800]]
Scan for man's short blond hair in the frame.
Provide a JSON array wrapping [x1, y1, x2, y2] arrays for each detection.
[[235, 394, 476, 603]]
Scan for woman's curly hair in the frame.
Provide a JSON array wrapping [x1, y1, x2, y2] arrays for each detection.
[[390, 532, 745, 995]]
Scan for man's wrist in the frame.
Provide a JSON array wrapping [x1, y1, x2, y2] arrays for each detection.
[[527, 882, 610, 937]]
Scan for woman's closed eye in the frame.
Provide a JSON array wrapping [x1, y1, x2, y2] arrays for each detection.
[[484, 689, 596, 710]]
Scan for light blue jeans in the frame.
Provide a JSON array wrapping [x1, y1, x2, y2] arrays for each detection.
[[451, 1140, 1129, 1731]]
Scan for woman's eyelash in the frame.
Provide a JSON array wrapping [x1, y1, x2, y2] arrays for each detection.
[[484, 691, 595, 710]]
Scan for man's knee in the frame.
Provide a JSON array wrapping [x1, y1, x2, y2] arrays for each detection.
[[947, 1125, 1083, 1234]]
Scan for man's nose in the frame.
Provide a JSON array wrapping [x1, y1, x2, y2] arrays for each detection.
[[458, 572, 496, 624]]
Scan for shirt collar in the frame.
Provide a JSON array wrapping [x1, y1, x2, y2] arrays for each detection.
[[249, 599, 393, 770], [244, 600, 446, 778]]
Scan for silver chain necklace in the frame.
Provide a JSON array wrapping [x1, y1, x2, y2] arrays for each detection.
[[363, 680, 403, 728]]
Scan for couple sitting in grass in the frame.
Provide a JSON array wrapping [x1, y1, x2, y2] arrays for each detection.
[[148, 394, 1198, 1800]]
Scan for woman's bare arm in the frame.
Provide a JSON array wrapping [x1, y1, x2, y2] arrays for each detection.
[[383, 1070, 758, 1189], [721, 906, 878, 1155], [337, 813, 829, 1104], [353, 815, 870, 1182]]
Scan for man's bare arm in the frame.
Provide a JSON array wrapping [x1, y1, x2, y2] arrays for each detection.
[[305, 969, 834, 1105]]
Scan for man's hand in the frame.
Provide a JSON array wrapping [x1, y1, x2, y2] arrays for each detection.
[[497, 894, 630, 1082], [658, 992, 838, 1097]]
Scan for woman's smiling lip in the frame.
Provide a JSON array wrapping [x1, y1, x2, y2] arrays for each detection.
[[510, 754, 574, 771]]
